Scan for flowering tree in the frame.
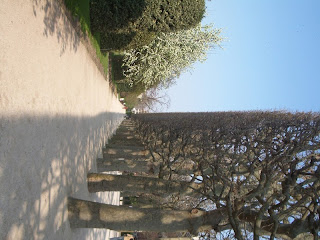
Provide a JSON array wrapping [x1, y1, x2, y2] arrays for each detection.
[[122, 25, 223, 89]]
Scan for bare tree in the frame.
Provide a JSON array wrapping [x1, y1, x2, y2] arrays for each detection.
[[135, 86, 171, 112], [132, 111, 320, 239], [69, 112, 320, 239]]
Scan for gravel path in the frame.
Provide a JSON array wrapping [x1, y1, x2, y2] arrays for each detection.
[[0, 0, 125, 239]]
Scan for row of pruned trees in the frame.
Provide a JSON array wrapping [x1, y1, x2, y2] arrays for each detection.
[[132, 111, 320, 239], [68, 112, 320, 240]]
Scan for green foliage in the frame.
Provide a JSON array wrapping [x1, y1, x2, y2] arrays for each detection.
[[90, 0, 205, 33], [110, 52, 146, 108], [64, 0, 109, 75], [110, 52, 126, 82], [117, 81, 146, 109], [90, 0, 205, 50], [122, 24, 223, 89], [100, 32, 136, 51], [123, 91, 142, 109], [65, 0, 90, 32], [90, 0, 146, 32], [146, 0, 206, 32], [100, 31, 156, 51]]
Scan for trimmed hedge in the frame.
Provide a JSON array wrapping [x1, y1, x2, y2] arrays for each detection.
[[110, 52, 126, 81], [100, 31, 156, 50], [90, 0, 146, 32], [90, 0, 205, 33], [147, 0, 206, 32]]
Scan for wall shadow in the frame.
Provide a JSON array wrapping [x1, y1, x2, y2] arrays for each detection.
[[0, 111, 124, 239], [31, 0, 81, 55]]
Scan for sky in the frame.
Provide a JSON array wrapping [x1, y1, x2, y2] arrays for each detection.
[[163, 0, 320, 112]]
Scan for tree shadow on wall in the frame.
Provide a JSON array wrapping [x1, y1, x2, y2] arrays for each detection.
[[32, 0, 81, 55], [0, 112, 123, 239]]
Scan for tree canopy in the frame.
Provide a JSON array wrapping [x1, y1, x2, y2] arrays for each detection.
[[90, 0, 205, 33], [134, 86, 171, 112], [90, 0, 206, 50], [132, 111, 320, 239]]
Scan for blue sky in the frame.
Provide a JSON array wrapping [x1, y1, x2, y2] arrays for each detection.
[[163, 0, 320, 112]]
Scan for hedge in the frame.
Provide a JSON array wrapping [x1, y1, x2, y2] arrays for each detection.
[[90, 0, 205, 33], [99, 31, 156, 50]]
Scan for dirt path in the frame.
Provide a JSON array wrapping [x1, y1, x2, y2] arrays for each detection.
[[0, 0, 125, 239]]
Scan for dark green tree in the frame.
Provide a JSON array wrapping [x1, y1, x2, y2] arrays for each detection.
[[90, 0, 205, 33]]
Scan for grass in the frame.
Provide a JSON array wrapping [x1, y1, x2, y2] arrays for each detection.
[[64, 0, 144, 109], [64, 0, 109, 76], [109, 52, 145, 109]]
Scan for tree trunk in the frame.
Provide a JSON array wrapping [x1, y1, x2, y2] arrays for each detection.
[[108, 138, 144, 146], [119, 120, 134, 126], [121, 196, 155, 208], [103, 146, 150, 159], [114, 130, 137, 137], [87, 173, 202, 196], [110, 134, 140, 141], [112, 130, 137, 136], [96, 158, 151, 173], [115, 127, 136, 134], [160, 238, 192, 240], [68, 197, 224, 234]]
